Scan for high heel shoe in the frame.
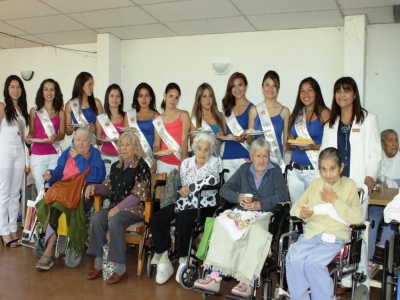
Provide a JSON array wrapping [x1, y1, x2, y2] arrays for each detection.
[[1, 236, 18, 248]]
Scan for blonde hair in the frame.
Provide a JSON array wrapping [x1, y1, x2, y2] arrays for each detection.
[[118, 131, 145, 160]]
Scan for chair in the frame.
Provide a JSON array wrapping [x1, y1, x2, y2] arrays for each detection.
[[93, 172, 167, 276]]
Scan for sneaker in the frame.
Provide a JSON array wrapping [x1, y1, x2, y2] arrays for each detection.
[[155, 261, 174, 284], [231, 282, 254, 298], [36, 255, 54, 271], [194, 275, 222, 292], [175, 263, 185, 283]]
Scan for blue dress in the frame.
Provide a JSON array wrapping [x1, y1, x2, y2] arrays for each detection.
[[71, 106, 97, 125], [137, 118, 155, 150]]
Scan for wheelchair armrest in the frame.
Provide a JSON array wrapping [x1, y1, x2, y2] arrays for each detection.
[[349, 223, 366, 231], [390, 220, 400, 227], [154, 179, 166, 189], [275, 201, 291, 212], [93, 194, 102, 212], [290, 216, 302, 223]]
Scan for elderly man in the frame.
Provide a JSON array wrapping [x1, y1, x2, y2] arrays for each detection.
[[194, 139, 288, 298], [369, 129, 400, 264]]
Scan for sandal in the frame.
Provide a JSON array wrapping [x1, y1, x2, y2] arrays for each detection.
[[1, 236, 18, 248], [36, 255, 54, 271]]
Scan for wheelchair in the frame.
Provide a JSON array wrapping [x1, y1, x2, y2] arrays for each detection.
[[381, 220, 400, 300]]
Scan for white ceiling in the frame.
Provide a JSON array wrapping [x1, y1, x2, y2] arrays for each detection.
[[0, 0, 399, 49]]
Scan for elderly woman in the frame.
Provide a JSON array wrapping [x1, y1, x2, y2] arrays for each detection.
[[286, 147, 363, 300], [369, 129, 400, 264], [35, 126, 106, 271], [194, 139, 288, 298], [85, 131, 151, 285], [150, 133, 220, 285]]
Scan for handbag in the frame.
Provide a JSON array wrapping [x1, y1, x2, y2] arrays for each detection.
[[44, 166, 91, 210], [196, 217, 215, 261], [160, 168, 181, 209]]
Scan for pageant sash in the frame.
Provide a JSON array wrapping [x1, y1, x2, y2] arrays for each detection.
[[97, 113, 119, 153], [153, 115, 181, 161], [70, 98, 89, 125], [37, 108, 61, 155], [225, 112, 250, 152], [256, 102, 285, 171], [127, 109, 155, 168], [294, 107, 318, 170], [191, 116, 220, 157]]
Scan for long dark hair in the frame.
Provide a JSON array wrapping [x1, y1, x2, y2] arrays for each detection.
[[191, 83, 225, 134], [289, 77, 328, 130], [3, 75, 29, 124], [35, 79, 64, 113], [222, 72, 248, 117], [132, 82, 157, 112], [160, 82, 181, 110], [103, 84, 124, 119], [70, 72, 98, 114], [329, 77, 367, 128]]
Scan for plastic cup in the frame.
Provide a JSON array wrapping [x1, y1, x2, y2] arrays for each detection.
[[376, 175, 387, 192], [244, 193, 253, 203]]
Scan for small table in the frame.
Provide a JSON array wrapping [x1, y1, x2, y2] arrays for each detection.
[[369, 188, 399, 206]]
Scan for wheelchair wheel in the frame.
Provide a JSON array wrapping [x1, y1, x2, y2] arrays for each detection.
[[64, 247, 82, 268], [147, 252, 154, 278], [179, 263, 200, 290], [33, 237, 45, 258], [382, 236, 394, 300], [353, 284, 369, 299]]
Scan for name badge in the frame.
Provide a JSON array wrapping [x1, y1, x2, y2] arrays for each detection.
[[352, 128, 360, 133]]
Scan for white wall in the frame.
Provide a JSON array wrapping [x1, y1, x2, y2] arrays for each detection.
[[366, 24, 400, 133], [121, 27, 344, 115]]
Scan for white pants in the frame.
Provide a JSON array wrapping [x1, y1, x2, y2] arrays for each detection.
[[287, 167, 315, 204], [101, 153, 119, 177], [0, 146, 25, 235], [30, 154, 58, 193], [157, 160, 178, 174], [222, 158, 248, 182]]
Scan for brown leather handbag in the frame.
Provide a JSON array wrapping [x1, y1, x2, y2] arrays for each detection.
[[44, 166, 91, 209]]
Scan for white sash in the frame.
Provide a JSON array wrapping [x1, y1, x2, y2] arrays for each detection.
[[97, 113, 119, 153], [70, 98, 89, 125], [36, 108, 61, 155], [153, 115, 181, 161], [225, 112, 250, 152], [15, 111, 29, 168], [256, 102, 285, 171], [191, 116, 220, 157], [127, 109, 155, 168], [294, 107, 318, 170]]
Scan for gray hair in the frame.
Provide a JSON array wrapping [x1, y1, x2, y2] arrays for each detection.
[[381, 129, 398, 143], [318, 147, 343, 174], [118, 131, 145, 160], [75, 125, 95, 145], [193, 133, 215, 151], [250, 139, 271, 157]]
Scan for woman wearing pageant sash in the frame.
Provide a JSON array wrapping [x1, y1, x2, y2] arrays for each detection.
[[65, 72, 103, 136], [190, 83, 225, 157], [286, 77, 330, 204], [220, 72, 253, 181], [96, 84, 125, 176], [153, 83, 191, 173], [248, 70, 290, 172], [124, 82, 159, 173], [26, 79, 66, 193], [0, 75, 29, 247]]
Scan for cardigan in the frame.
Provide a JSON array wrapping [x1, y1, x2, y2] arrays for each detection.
[[291, 177, 363, 240], [220, 161, 288, 212]]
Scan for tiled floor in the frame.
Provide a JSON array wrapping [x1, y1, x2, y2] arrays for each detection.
[[0, 232, 385, 299]]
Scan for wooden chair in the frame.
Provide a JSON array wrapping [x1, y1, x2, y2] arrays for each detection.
[[93, 172, 167, 275]]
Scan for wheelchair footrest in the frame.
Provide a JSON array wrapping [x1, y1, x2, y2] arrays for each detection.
[[56, 236, 68, 255], [352, 272, 367, 284], [193, 288, 221, 297]]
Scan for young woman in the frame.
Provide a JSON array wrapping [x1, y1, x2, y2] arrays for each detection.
[[320, 77, 381, 292], [153, 83, 191, 173], [124, 82, 159, 173], [26, 79, 65, 193], [286, 77, 330, 203], [0, 75, 29, 247], [96, 84, 125, 176], [65, 72, 103, 136], [248, 70, 290, 172], [220, 72, 253, 180], [190, 83, 225, 158]]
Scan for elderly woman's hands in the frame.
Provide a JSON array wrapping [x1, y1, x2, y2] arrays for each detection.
[[300, 207, 313, 218], [179, 185, 191, 197], [238, 193, 261, 211], [42, 171, 52, 181], [320, 188, 338, 204], [70, 147, 79, 158], [85, 184, 95, 199], [108, 206, 119, 220]]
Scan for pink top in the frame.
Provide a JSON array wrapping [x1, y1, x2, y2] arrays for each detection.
[[31, 113, 60, 155], [101, 120, 124, 156], [62, 156, 80, 180], [161, 114, 182, 166]]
